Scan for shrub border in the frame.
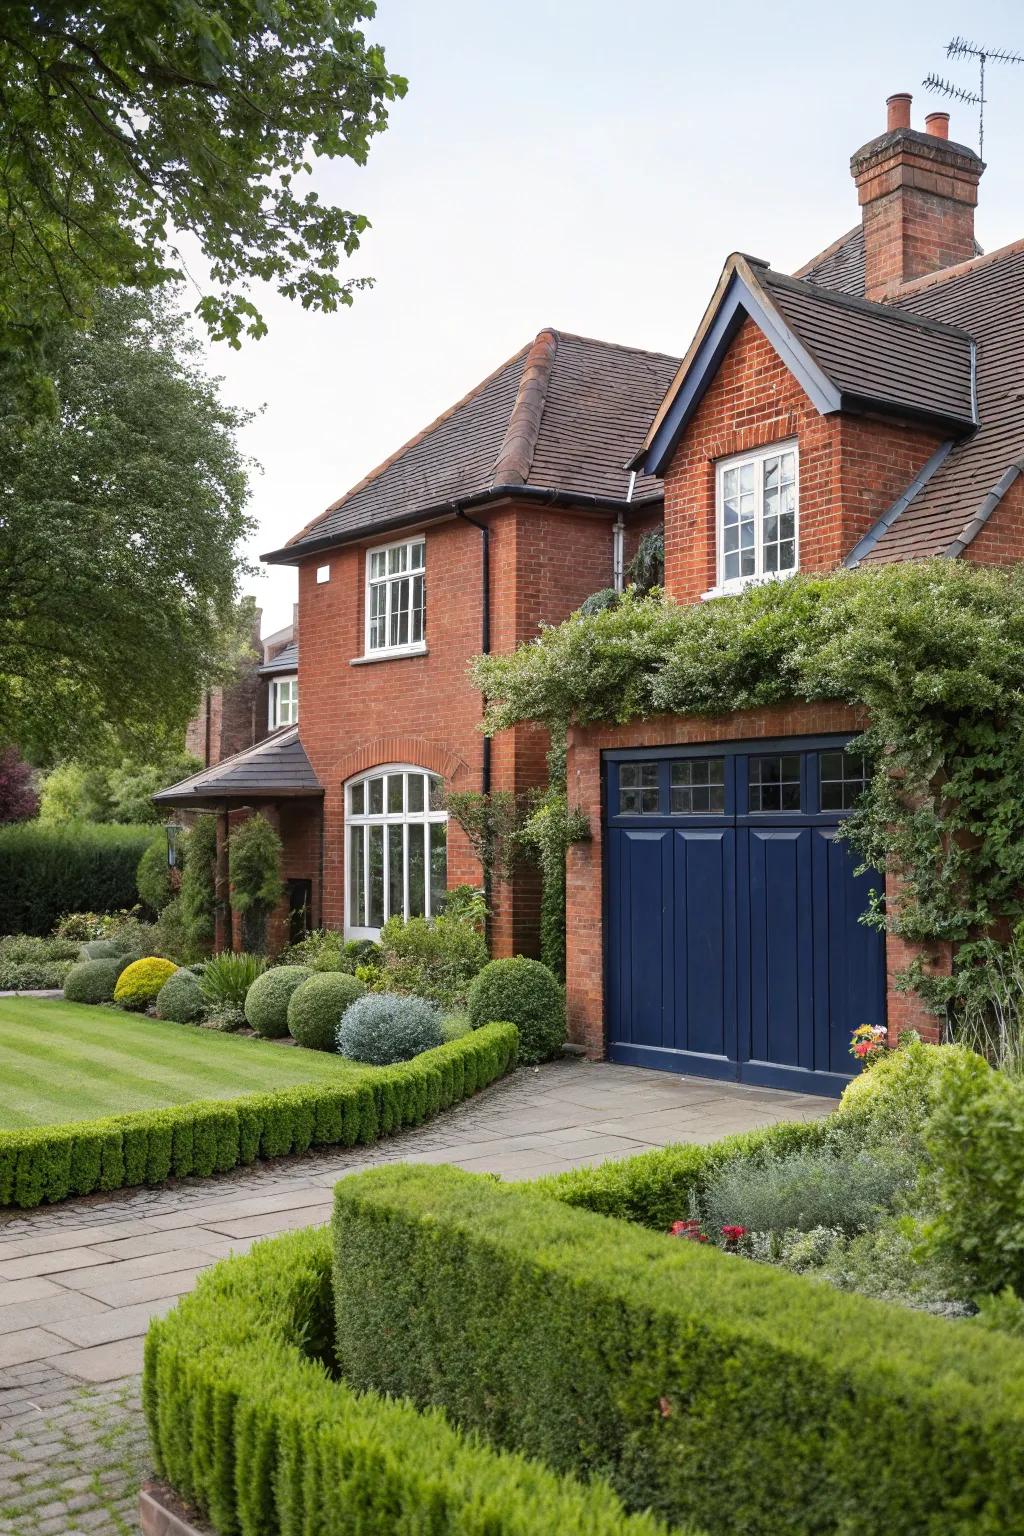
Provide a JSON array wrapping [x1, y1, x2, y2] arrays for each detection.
[[331, 1161, 1024, 1536], [0, 1022, 518, 1210], [142, 1225, 681, 1536]]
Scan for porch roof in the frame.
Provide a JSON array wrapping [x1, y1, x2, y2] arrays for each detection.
[[152, 727, 321, 809]]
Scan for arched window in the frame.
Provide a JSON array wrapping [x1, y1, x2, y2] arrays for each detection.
[[345, 766, 447, 937]]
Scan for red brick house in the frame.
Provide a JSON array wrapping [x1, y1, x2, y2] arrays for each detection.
[[157, 93, 1024, 1094]]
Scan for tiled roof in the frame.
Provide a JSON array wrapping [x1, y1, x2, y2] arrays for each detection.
[[265, 331, 679, 562], [761, 269, 976, 430], [258, 639, 298, 676], [796, 226, 867, 297], [152, 728, 321, 806], [856, 241, 1024, 561]]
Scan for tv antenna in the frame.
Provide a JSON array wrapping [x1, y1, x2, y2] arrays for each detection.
[[923, 36, 1024, 159]]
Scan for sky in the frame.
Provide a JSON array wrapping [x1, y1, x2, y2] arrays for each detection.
[[198, 0, 1024, 636]]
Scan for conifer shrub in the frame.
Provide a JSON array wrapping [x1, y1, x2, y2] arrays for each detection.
[[155, 967, 206, 1024], [63, 957, 127, 1004]]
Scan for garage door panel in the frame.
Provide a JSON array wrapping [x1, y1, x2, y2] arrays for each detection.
[[607, 829, 673, 1051], [674, 829, 735, 1060], [745, 829, 815, 1071], [817, 829, 887, 1074]]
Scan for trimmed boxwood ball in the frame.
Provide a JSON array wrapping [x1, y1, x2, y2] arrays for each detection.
[[467, 956, 565, 1064], [63, 957, 126, 1004], [155, 967, 206, 1024], [244, 965, 313, 1038], [287, 972, 366, 1052], [338, 992, 444, 1065], [113, 956, 178, 1011]]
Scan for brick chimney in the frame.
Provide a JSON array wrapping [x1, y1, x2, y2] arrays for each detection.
[[851, 93, 984, 300]]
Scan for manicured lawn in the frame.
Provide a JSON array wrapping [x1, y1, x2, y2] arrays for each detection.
[[0, 997, 366, 1130]]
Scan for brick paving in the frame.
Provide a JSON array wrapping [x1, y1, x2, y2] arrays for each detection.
[[0, 1059, 832, 1533]]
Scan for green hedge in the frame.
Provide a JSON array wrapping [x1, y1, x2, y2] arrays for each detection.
[[532, 1116, 833, 1229], [0, 822, 159, 935], [332, 1163, 1024, 1536], [0, 1023, 518, 1210], [143, 1226, 683, 1536]]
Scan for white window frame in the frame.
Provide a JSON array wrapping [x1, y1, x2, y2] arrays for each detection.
[[344, 764, 447, 939], [713, 441, 799, 596], [269, 674, 298, 729], [364, 535, 426, 658]]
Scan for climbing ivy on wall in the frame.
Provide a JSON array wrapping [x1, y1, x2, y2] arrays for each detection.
[[471, 562, 1024, 1011]]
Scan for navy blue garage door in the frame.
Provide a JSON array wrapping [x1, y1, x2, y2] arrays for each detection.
[[605, 738, 885, 1096]]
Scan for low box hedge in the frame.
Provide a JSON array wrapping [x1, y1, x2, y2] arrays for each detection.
[[332, 1163, 1024, 1536], [0, 1022, 517, 1210], [143, 1225, 683, 1536]]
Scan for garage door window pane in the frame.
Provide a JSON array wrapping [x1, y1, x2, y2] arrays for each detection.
[[671, 758, 725, 814], [820, 751, 869, 812], [749, 754, 801, 813], [619, 762, 659, 814]]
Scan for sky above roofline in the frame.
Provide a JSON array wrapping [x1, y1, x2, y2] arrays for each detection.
[[183, 0, 1024, 634]]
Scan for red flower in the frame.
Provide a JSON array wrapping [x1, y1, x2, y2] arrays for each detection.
[[721, 1225, 747, 1243], [669, 1219, 707, 1242]]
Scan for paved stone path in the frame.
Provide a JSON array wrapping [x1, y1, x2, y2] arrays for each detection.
[[0, 1060, 832, 1534]]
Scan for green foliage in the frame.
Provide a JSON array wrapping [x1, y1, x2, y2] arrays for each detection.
[[0, 931, 78, 988], [137, 840, 174, 915], [39, 749, 202, 826], [287, 973, 366, 1052], [836, 1037, 990, 1142], [81, 940, 122, 961], [378, 914, 489, 1009], [441, 1011, 473, 1041], [921, 1057, 1024, 1297], [113, 957, 178, 1011], [0, 289, 256, 759], [516, 788, 590, 979], [63, 957, 128, 1005], [339, 993, 445, 1065], [628, 528, 665, 594], [445, 789, 523, 889], [155, 968, 206, 1025], [243, 965, 312, 1039], [973, 1288, 1024, 1337], [702, 1144, 917, 1237], [278, 928, 381, 974], [472, 565, 1024, 1004], [0, 822, 158, 935], [578, 587, 619, 616], [178, 816, 218, 958], [332, 1163, 1024, 1536], [143, 1227, 673, 1536], [200, 952, 266, 1010], [467, 956, 565, 1064], [944, 930, 1024, 1076], [228, 814, 284, 953], [0, 3, 406, 356], [152, 897, 189, 965], [0, 1023, 518, 1208], [436, 883, 489, 929]]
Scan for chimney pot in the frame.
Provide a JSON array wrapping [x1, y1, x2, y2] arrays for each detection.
[[925, 111, 950, 140], [886, 92, 912, 132]]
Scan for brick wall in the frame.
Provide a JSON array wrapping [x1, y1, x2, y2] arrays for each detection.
[[564, 703, 945, 1059], [661, 318, 946, 603], [290, 499, 617, 955]]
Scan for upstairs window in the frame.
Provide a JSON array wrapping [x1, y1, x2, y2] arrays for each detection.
[[716, 443, 798, 592], [366, 537, 425, 655], [269, 676, 298, 729]]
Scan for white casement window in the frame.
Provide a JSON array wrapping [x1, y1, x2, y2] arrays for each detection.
[[365, 537, 426, 656], [345, 766, 447, 938], [269, 675, 298, 729], [716, 443, 798, 592]]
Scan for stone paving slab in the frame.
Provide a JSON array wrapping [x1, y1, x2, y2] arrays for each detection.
[[0, 1058, 833, 1533]]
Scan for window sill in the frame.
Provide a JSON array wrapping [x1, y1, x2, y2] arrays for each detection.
[[350, 644, 428, 666], [701, 569, 799, 602]]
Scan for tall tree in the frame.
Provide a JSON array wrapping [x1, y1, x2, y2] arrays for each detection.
[[0, 2, 406, 358], [0, 286, 254, 759]]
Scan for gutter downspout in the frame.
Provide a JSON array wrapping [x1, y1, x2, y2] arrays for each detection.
[[455, 506, 493, 926]]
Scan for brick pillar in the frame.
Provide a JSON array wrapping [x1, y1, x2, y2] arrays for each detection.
[[883, 869, 951, 1044], [564, 731, 605, 1057]]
